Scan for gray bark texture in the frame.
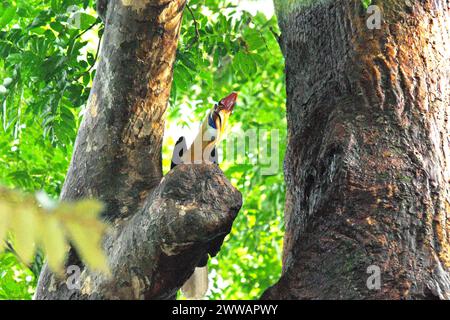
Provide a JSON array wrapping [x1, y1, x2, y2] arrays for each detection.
[[34, 0, 242, 299], [263, 0, 450, 299]]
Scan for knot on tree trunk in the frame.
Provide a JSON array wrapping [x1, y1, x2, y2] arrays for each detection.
[[155, 164, 242, 257], [96, 0, 108, 22], [139, 164, 242, 299]]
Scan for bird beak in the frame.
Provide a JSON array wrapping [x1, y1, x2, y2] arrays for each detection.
[[215, 92, 238, 139], [219, 92, 238, 112]]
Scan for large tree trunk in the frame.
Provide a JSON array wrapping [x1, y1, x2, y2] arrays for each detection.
[[264, 0, 450, 299], [34, 0, 241, 299]]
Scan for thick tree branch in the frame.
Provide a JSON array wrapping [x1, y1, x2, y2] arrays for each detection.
[[62, 0, 187, 222], [35, 0, 242, 300], [35, 164, 242, 299]]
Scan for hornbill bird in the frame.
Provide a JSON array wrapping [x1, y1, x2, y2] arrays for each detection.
[[170, 92, 238, 299]]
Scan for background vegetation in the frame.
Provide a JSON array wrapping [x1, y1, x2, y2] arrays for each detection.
[[0, 0, 286, 299]]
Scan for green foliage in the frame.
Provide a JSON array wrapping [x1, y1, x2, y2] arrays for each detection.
[[0, 0, 100, 152], [362, 0, 372, 9], [0, 0, 286, 299], [0, 252, 35, 299], [0, 0, 101, 299]]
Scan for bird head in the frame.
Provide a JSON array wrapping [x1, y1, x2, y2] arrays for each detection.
[[208, 92, 238, 141]]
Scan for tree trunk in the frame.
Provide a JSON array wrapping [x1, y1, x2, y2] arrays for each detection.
[[34, 0, 242, 300], [264, 0, 450, 299]]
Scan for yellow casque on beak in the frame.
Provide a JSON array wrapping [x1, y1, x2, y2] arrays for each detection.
[[215, 110, 231, 142]]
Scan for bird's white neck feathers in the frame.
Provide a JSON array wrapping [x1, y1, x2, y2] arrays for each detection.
[[181, 110, 220, 164]]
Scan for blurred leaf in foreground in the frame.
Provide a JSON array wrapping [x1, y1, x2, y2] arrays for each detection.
[[0, 186, 109, 274]]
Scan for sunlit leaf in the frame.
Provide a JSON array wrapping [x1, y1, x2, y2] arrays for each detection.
[[37, 216, 66, 273], [0, 187, 109, 275], [9, 208, 37, 264], [61, 199, 109, 273], [0, 6, 16, 28]]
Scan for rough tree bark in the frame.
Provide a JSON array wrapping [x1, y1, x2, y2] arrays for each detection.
[[264, 0, 450, 299], [34, 0, 241, 299]]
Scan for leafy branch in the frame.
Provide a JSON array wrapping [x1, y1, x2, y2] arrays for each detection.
[[186, 4, 200, 48]]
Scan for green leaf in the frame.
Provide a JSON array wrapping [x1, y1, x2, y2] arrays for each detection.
[[69, 12, 97, 30], [0, 6, 16, 29], [245, 31, 265, 51], [234, 51, 257, 77], [362, 0, 372, 9]]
